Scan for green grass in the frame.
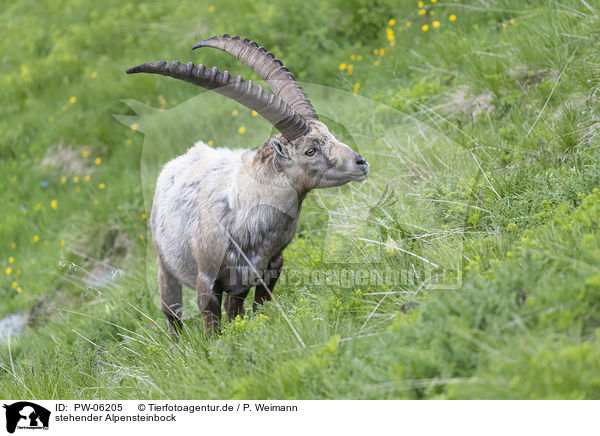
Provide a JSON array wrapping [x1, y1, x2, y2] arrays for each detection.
[[1, 0, 600, 399]]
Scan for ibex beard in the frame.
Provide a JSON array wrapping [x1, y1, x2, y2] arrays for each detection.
[[128, 35, 369, 335]]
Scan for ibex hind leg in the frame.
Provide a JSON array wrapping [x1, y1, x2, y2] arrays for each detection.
[[254, 253, 283, 311], [157, 254, 183, 334]]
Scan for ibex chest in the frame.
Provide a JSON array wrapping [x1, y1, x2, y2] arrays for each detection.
[[225, 202, 301, 269]]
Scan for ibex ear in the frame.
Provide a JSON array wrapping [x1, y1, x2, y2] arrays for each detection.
[[270, 138, 290, 159]]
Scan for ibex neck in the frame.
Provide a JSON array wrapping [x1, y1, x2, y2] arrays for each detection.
[[249, 142, 281, 183], [250, 142, 314, 195], [234, 144, 306, 220]]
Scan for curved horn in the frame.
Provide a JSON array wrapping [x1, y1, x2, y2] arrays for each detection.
[[127, 60, 310, 141], [192, 35, 318, 120]]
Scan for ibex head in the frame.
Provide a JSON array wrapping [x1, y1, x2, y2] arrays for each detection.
[[127, 34, 368, 192], [268, 118, 368, 191]]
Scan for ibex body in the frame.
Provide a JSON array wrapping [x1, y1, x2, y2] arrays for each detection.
[[128, 35, 368, 334]]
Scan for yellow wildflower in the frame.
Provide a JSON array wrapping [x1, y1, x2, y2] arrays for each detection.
[[238, 127, 246, 134], [98, 183, 105, 190], [73, 176, 79, 183], [373, 49, 379, 55], [357, 55, 363, 61], [11, 243, 16, 249], [374, 60, 381, 66], [251, 110, 258, 117], [208, 5, 215, 12], [95, 157, 101, 165], [34, 203, 42, 211], [207, 140, 214, 146], [32, 235, 39, 243], [69, 96, 77, 104], [502, 23, 507, 28], [350, 55, 356, 60], [130, 123, 138, 131], [17, 287, 22, 293], [406, 21, 412, 27], [8, 257, 14, 264], [422, 24, 429, 31], [142, 213, 147, 220], [82, 150, 89, 157], [60, 240, 66, 247], [431, 0, 437, 3], [450, 14, 457, 21], [5, 267, 12, 275], [91, 72, 98, 79], [347, 64, 353, 75], [75, 186, 81, 192], [51, 200, 58, 210], [388, 19, 396, 26], [84, 175, 90, 182], [433, 20, 440, 28], [232, 109, 238, 116], [510, 19, 515, 24], [419, 9, 426, 15], [61, 176, 67, 184], [12, 282, 17, 288], [339, 63, 347, 70], [125, 138, 132, 145], [418, 1, 424, 7]]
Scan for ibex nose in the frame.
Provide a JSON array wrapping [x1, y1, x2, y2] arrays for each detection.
[[355, 153, 368, 167]]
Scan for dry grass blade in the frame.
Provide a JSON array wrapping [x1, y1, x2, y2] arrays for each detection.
[[359, 294, 387, 332], [579, 0, 598, 15], [416, 198, 491, 213], [0, 335, 37, 399], [57, 308, 151, 343], [526, 50, 576, 137], [72, 329, 101, 348], [357, 237, 441, 269]]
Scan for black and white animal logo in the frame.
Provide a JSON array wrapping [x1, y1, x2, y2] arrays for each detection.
[[3, 402, 50, 433]]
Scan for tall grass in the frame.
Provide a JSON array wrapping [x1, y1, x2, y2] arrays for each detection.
[[1, 0, 600, 399]]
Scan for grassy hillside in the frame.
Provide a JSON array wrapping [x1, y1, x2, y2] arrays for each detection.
[[1, 0, 599, 399]]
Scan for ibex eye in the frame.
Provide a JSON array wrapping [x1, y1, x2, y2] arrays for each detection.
[[305, 148, 316, 157]]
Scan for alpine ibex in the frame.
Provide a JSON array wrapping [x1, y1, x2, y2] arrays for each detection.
[[127, 35, 369, 334]]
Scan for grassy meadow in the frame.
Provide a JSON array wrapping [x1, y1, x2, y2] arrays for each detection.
[[1, 0, 600, 399]]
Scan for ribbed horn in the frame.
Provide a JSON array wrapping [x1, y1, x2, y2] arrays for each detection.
[[127, 60, 310, 141], [192, 35, 318, 120]]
